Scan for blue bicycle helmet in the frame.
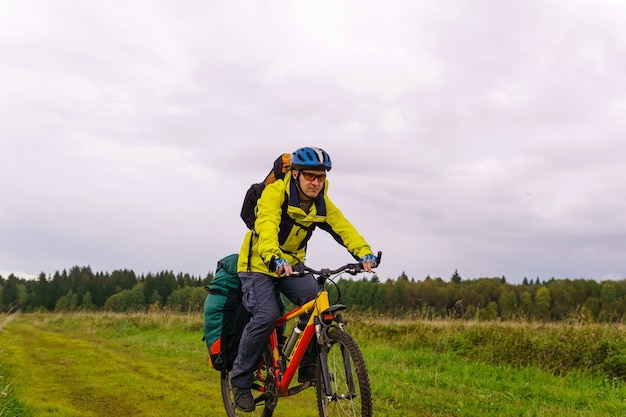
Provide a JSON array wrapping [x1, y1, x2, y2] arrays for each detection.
[[290, 147, 332, 171]]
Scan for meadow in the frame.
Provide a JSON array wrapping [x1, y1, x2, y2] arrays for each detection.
[[1, 312, 626, 416]]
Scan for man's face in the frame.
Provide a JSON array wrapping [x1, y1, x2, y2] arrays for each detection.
[[293, 169, 326, 199]]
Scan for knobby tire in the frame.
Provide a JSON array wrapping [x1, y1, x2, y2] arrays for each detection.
[[220, 347, 275, 417], [316, 329, 372, 417]]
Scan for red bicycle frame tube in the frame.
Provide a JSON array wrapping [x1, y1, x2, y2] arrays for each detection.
[[270, 294, 327, 396], [276, 324, 315, 395]]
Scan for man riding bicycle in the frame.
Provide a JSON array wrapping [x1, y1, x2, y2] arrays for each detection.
[[230, 146, 377, 412]]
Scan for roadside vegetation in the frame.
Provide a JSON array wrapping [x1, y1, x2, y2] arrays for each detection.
[[2, 312, 626, 416]]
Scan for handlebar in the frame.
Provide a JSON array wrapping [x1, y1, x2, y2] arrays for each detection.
[[291, 251, 382, 285]]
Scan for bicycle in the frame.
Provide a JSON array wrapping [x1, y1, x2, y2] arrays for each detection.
[[221, 252, 382, 417]]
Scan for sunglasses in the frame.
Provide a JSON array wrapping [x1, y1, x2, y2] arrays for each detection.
[[300, 171, 327, 182]]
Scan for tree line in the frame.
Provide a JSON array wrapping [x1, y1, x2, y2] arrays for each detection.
[[2, 267, 626, 322], [0, 266, 212, 314], [337, 272, 626, 322]]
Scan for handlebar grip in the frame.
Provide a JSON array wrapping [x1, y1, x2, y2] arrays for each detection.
[[359, 251, 383, 269]]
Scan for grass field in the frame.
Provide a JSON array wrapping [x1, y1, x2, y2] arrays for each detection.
[[1, 312, 626, 416]]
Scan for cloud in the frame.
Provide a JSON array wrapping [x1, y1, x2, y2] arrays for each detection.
[[2, 0, 626, 283]]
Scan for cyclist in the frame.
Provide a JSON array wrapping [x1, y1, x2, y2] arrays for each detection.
[[230, 146, 377, 412]]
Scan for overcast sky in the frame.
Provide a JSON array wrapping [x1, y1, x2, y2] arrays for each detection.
[[1, 0, 625, 284]]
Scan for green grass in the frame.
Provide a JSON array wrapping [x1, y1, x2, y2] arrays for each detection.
[[363, 346, 626, 416], [1, 347, 26, 417], [350, 317, 626, 416], [1, 313, 626, 416], [1, 312, 26, 417]]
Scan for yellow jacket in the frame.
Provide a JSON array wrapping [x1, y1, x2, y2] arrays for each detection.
[[238, 174, 372, 273]]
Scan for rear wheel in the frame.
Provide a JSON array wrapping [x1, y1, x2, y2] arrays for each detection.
[[316, 329, 372, 417], [221, 346, 276, 417]]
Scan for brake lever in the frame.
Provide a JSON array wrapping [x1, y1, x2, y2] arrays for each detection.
[[281, 271, 306, 278]]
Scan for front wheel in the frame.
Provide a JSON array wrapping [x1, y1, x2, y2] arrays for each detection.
[[316, 329, 372, 417]]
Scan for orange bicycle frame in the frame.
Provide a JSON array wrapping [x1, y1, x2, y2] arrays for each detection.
[[266, 289, 331, 396]]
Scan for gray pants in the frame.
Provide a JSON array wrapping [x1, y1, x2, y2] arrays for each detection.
[[230, 271, 318, 388]]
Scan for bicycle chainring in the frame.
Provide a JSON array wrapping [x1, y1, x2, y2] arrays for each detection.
[[263, 373, 279, 410]]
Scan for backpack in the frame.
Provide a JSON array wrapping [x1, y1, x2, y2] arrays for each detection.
[[240, 153, 291, 229], [203, 254, 250, 371]]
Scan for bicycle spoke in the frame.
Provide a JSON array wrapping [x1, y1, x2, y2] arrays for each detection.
[[317, 329, 372, 417]]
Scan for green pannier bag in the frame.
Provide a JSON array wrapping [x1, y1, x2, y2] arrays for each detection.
[[203, 254, 250, 371]]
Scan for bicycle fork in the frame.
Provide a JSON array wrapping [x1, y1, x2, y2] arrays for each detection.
[[316, 312, 358, 401]]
